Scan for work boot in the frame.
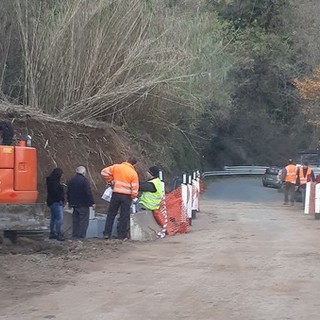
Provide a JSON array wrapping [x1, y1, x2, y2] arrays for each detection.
[[49, 232, 57, 239], [56, 233, 65, 241], [114, 236, 128, 241]]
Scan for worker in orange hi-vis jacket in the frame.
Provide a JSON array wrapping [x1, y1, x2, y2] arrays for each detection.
[[296, 161, 315, 207], [101, 157, 139, 240], [282, 159, 297, 206]]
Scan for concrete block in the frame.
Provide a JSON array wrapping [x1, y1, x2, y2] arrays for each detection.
[[62, 209, 73, 238], [86, 216, 106, 238], [130, 210, 162, 241], [86, 219, 97, 238], [98, 216, 107, 237], [89, 207, 95, 219], [63, 209, 107, 238]]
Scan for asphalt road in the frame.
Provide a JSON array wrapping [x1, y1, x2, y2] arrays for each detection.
[[204, 176, 284, 204]]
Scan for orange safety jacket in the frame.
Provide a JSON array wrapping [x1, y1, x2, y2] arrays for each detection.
[[101, 162, 139, 199], [285, 164, 297, 184], [298, 167, 312, 185]]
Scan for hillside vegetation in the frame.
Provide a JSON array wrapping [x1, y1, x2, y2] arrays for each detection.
[[1, 0, 320, 171]]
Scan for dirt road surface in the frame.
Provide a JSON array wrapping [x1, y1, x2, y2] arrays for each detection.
[[1, 178, 320, 320]]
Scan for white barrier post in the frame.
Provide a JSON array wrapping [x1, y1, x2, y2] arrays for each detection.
[[315, 183, 320, 219], [304, 182, 311, 215], [187, 175, 193, 225], [159, 170, 165, 196], [181, 173, 188, 225], [158, 170, 167, 238], [309, 182, 316, 216], [196, 170, 201, 212], [191, 171, 198, 218]]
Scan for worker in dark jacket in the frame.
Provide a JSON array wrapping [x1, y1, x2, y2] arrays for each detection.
[[46, 167, 65, 241], [67, 166, 95, 239], [0, 121, 14, 145]]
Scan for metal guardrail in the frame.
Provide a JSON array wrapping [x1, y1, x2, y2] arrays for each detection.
[[202, 166, 320, 178], [202, 165, 320, 178], [311, 167, 320, 176], [202, 166, 268, 178]]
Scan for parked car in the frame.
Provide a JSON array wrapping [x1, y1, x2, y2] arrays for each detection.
[[262, 167, 282, 188]]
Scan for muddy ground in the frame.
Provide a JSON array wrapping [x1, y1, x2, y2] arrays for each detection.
[[1, 195, 320, 320]]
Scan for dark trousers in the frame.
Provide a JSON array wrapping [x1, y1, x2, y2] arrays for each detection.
[[72, 207, 89, 238], [301, 186, 307, 206], [284, 182, 295, 204], [104, 193, 132, 239]]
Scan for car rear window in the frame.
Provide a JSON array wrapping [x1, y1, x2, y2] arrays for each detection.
[[266, 168, 279, 175]]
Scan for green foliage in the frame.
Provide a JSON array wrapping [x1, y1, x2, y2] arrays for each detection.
[[212, 0, 288, 31], [201, 0, 311, 168], [0, 0, 314, 172]]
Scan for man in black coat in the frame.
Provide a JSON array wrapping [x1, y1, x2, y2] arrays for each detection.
[[0, 121, 14, 145], [67, 166, 95, 239]]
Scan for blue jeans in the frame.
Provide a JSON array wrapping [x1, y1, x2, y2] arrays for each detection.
[[50, 202, 63, 234]]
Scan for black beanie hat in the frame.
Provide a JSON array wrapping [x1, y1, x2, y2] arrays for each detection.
[[148, 166, 159, 177]]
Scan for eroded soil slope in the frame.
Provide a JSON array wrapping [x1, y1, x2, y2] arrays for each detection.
[[0, 103, 151, 208]]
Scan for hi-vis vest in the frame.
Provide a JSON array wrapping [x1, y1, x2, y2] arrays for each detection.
[[101, 162, 139, 198], [299, 167, 312, 185], [285, 164, 297, 183], [139, 178, 162, 211]]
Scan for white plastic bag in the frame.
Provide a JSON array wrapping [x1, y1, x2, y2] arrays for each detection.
[[101, 186, 113, 202]]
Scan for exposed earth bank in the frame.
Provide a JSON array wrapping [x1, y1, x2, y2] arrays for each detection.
[[0, 103, 154, 209]]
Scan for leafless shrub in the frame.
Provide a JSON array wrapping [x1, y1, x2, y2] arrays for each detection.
[[14, 0, 197, 123]]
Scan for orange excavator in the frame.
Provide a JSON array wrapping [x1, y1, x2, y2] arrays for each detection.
[[0, 143, 37, 204], [0, 122, 45, 241]]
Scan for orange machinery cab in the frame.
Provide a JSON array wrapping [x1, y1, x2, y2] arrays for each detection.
[[0, 145, 38, 204]]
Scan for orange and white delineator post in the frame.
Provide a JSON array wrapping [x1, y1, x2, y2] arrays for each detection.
[[181, 174, 189, 220], [196, 170, 202, 210], [157, 170, 167, 238], [304, 181, 316, 215], [187, 175, 193, 221], [192, 170, 200, 213], [315, 183, 320, 218]]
